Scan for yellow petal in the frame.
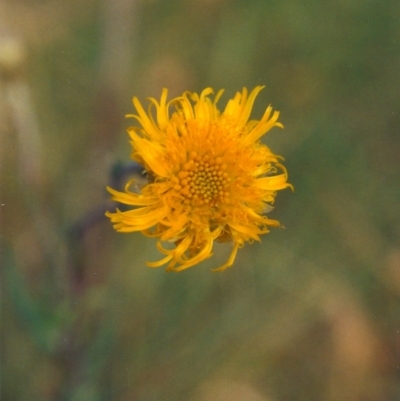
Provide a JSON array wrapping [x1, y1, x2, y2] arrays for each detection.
[[128, 132, 170, 177], [148, 88, 169, 130], [243, 110, 283, 145], [106, 206, 166, 232], [212, 243, 239, 272], [170, 236, 214, 272], [255, 174, 289, 191], [236, 86, 264, 127], [227, 221, 263, 241], [146, 253, 174, 268], [131, 96, 163, 141], [106, 186, 159, 206]]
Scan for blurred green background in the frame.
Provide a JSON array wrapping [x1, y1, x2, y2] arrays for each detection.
[[1, 0, 400, 400]]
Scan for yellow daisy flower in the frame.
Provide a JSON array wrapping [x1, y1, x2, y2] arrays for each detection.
[[106, 86, 292, 272]]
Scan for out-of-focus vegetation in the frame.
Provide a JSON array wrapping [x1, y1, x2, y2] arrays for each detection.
[[1, 0, 400, 400]]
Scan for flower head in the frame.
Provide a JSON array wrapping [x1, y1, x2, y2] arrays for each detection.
[[106, 87, 292, 272]]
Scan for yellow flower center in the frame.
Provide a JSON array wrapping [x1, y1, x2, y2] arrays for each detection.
[[171, 152, 230, 208]]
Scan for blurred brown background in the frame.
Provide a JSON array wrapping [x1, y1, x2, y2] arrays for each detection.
[[1, 0, 400, 400]]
